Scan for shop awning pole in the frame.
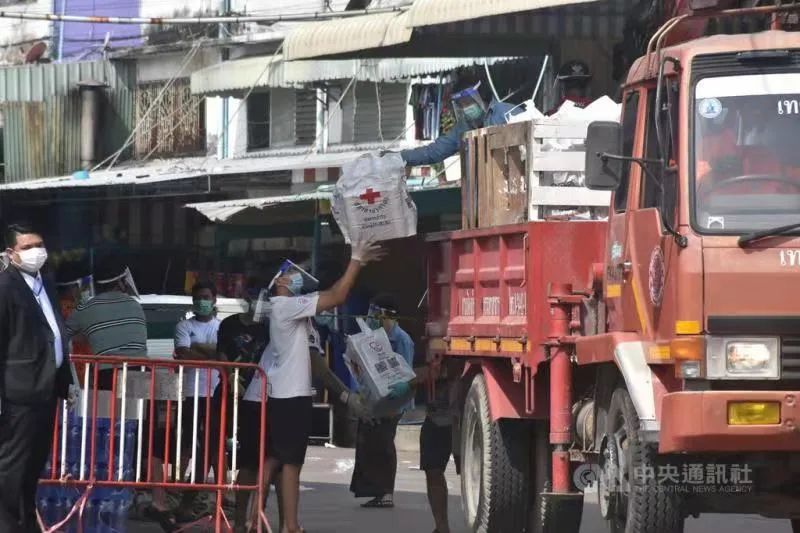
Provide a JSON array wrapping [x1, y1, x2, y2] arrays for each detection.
[[311, 203, 322, 278]]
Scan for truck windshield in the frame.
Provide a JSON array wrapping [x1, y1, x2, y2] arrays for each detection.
[[693, 72, 800, 233]]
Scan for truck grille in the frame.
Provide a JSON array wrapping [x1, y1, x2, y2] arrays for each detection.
[[692, 50, 800, 79], [781, 337, 800, 380]]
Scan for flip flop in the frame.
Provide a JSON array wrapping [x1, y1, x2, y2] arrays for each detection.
[[361, 497, 394, 508]]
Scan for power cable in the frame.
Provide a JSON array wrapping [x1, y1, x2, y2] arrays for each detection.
[[93, 41, 202, 171], [0, 5, 409, 25]]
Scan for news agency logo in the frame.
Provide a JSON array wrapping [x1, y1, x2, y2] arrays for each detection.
[[572, 463, 754, 494], [573, 464, 600, 490]]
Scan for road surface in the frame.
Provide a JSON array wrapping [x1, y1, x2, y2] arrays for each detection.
[[129, 445, 793, 532]]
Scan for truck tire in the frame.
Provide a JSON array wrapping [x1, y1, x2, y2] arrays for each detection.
[[606, 386, 684, 533], [461, 374, 530, 533]]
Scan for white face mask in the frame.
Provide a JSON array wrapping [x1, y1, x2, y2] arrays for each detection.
[[15, 247, 48, 273]]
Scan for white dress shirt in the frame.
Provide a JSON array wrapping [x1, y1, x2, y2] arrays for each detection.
[[21, 271, 64, 368]]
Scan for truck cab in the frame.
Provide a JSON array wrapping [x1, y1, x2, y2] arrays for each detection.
[[426, 5, 800, 533], [582, 19, 800, 531]]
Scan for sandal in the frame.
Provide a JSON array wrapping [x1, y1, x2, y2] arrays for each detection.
[[361, 496, 394, 508], [143, 506, 177, 533]]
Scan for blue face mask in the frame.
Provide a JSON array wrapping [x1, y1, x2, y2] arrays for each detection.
[[315, 313, 336, 329], [194, 299, 214, 317], [463, 104, 485, 122], [288, 273, 304, 295]]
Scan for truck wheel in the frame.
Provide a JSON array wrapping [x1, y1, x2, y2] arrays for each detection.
[[606, 386, 684, 533], [461, 374, 530, 533]]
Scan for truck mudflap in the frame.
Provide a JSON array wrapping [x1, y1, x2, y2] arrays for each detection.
[[660, 390, 800, 453], [469, 358, 540, 421]]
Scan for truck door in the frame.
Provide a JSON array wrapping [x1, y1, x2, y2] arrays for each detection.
[[626, 86, 680, 342], [606, 90, 644, 332]]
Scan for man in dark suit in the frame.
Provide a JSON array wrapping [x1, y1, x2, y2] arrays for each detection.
[[0, 223, 73, 533]]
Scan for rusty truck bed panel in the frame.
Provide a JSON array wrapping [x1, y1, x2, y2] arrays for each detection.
[[427, 221, 607, 366]]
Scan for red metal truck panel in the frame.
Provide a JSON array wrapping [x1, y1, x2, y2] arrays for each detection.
[[427, 221, 607, 364]]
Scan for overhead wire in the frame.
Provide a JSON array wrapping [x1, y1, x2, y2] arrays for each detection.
[[0, 5, 409, 24], [375, 81, 384, 143], [301, 70, 361, 161], [140, 94, 207, 162], [193, 41, 284, 172], [92, 41, 202, 171]]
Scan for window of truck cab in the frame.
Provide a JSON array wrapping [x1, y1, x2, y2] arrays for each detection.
[[692, 72, 800, 234], [642, 83, 678, 228], [614, 91, 640, 212]]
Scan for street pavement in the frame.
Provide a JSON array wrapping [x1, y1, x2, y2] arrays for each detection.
[[129, 445, 793, 532]]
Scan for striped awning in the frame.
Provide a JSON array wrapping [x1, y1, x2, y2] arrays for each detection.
[[406, 0, 597, 28]]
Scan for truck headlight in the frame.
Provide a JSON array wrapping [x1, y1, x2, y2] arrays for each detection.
[[707, 337, 779, 379]]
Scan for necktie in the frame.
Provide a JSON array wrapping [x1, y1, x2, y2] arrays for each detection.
[[32, 276, 43, 299]]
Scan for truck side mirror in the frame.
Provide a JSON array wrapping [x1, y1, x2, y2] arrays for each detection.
[[585, 121, 623, 191]]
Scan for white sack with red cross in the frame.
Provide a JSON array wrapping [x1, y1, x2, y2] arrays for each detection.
[[332, 152, 418, 244]]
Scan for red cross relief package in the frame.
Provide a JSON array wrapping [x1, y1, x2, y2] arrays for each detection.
[[344, 318, 417, 417], [331, 152, 418, 244]]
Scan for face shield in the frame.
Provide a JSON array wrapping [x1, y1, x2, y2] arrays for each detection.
[[57, 275, 95, 305], [96, 267, 139, 297], [267, 259, 320, 296], [367, 302, 398, 330], [452, 84, 487, 129]]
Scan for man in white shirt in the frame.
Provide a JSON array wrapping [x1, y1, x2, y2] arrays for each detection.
[[147, 281, 222, 528], [263, 239, 383, 533]]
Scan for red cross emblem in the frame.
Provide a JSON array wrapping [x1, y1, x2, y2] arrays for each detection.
[[359, 188, 381, 204]]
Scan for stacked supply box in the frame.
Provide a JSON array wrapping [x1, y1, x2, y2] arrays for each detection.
[[38, 414, 137, 533], [343, 319, 416, 418]]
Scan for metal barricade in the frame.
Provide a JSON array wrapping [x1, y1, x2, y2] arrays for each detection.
[[39, 355, 270, 533]]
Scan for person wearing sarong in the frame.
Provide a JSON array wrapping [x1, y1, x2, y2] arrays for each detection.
[[350, 295, 415, 508]]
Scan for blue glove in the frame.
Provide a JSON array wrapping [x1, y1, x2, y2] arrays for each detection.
[[388, 381, 411, 399]]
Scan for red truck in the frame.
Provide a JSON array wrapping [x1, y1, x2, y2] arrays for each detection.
[[426, 2, 800, 532]]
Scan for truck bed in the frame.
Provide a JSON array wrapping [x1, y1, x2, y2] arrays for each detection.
[[426, 220, 607, 366]]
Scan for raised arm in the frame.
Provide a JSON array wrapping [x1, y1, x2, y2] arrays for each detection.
[[399, 124, 466, 167], [315, 239, 385, 313]]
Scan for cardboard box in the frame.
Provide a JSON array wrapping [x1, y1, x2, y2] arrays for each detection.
[[343, 319, 416, 417]]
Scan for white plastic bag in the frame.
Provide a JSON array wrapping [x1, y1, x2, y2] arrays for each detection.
[[343, 318, 416, 417], [332, 152, 417, 244]]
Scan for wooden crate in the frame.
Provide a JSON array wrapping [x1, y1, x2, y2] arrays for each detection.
[[461, 122, 529, 229], [460, 119, 611, 228], [528, 120, 611, 220]]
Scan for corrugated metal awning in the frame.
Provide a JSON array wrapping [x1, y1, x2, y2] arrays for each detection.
[[189, 54, 286, 95], [185, 180, 460, 222], [185, 191, 333, 222], [191, 54, 518, 96], [407, 0, 597, 27], [282, 0, 631, 60], [283, 11, 412, 61], [0, 150, 396, 191]]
